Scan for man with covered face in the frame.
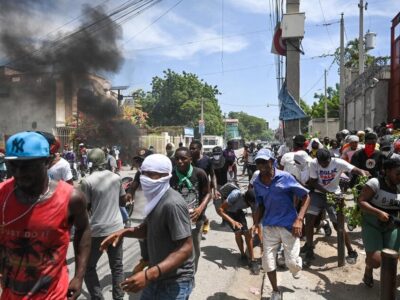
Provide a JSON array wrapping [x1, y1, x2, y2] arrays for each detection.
[[351, 132, 383, 181], [101, 154, 194, 299]]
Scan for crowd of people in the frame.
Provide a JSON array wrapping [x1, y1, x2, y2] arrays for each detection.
[[1, 124, 400, 299]]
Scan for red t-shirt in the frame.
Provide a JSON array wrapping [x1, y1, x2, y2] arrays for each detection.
[[0, 179, 72, 299]]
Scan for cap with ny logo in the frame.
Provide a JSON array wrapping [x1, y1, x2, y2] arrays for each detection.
[[5, 131, 50, 160]]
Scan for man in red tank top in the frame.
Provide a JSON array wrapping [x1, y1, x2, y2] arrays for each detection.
[[0, 131, 91, 300]]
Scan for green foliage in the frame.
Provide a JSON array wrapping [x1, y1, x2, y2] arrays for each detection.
[[326, 176, 369, 228], [309, 83, 340, 118], [334, 38, 389, 69], [227, 111, 273, 141], [135, 70, 224, 135]]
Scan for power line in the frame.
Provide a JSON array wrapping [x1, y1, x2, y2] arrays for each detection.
[[200, 63, 275, 76], [4, 0, 159, 66], [301, 58, 336, 98], [318, 0, 335, 48], [218, 102, 270, 107], [123, 0, 184, 45], [128, 29, 268, 52]]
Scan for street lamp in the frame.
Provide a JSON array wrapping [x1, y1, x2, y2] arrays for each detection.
[[110, 85, 129, 106]]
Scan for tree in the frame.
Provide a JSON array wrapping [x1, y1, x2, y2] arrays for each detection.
[[137, 70, 224, 135], [121, 103, 148, 128], [311, 83, 340, 118], [227, 111, 273, 141], [334, 38, 389, 69]]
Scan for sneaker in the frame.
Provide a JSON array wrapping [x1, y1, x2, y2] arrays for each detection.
[[346, 250, 358, 264], [292, 270, 301, 279], [323, 223, 332, 237], [271, 290, 282, 300], [249, 260, 260, 275], [132, 259, 149, 274]]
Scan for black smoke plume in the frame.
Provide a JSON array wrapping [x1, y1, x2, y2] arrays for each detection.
[[0, 1, 140, 156]]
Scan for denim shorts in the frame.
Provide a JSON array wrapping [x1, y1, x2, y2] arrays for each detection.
[[307, 192, 338, 224], [140, 279, 194, 300]]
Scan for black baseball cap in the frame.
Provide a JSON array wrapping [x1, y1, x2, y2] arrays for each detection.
[[133, 148, 152, 160]]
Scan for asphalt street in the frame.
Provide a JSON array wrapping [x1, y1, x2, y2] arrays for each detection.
[[67, 164, 264, 300]]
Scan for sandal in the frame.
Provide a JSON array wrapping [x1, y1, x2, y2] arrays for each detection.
[[202, 222, 210, 234], [362, 273, 374, 287]]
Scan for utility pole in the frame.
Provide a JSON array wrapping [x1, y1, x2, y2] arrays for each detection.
[[286, 0, 301, 138], [358, 0, 365, 74], [324, 69, 328, 137], [339, 13, 345, 129]]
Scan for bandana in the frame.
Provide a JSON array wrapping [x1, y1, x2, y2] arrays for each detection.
[[364, 144, 376, 158], [140, 154, 173, 216], [294, 150, 311, 168], [175, 164, 193, 190]]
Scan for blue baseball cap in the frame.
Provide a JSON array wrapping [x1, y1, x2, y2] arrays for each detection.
[[5, 131, 50, 160], [255, 148, 274, 161]]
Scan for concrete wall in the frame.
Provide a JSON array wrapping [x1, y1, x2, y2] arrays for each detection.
[[308, 118, 340, 139], [345, 79, 389, 130], [344, 65, 390, 130]]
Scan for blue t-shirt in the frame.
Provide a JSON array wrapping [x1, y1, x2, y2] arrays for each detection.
[[253, 169, 309, 231]]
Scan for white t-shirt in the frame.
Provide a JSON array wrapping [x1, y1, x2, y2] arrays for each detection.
[[277, 144, 289, 157], [280, 152, 300, 180], [48, 157, 73, 182], [309, 158, 354, 193]]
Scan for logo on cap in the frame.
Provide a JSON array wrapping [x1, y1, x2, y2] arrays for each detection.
[[12, 138, 25, 153]]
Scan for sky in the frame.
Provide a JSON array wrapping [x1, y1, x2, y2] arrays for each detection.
[[1, 0, 399, 130]]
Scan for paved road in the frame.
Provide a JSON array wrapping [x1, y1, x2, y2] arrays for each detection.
[[68, 163, 263, 300]]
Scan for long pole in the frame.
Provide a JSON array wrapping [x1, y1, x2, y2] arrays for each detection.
[[200, 98, 204, 145], [358, 0, 364, 75], [340, 13, 345, 129], [337, 196, 345, 267], [324, 69, 328, 137]]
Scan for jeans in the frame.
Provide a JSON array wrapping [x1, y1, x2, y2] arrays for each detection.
[[120, 206, 129, 223], [140, 279, 193, 300], [84, 236, 124, 300]]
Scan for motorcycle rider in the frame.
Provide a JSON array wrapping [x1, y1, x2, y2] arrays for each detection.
[[247, 142, 258, 181]]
